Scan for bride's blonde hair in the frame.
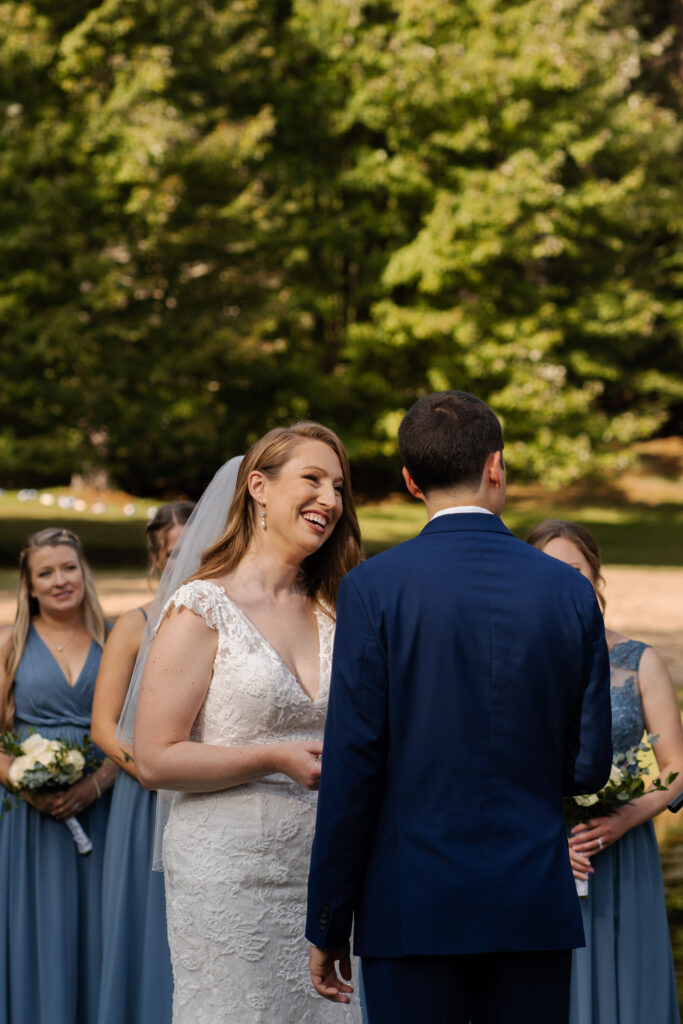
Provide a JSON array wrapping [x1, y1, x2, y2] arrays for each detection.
[[1, 528, 107, 731], [190, 422, 361, 610]]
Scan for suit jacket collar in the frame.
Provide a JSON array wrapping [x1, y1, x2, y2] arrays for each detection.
[[420, 512, 513, 538]]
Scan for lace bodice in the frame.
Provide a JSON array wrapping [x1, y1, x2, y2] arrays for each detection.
[[158, 580, 359, 1024], [160, 579, 333, 750], [609, 639, 648, 754]]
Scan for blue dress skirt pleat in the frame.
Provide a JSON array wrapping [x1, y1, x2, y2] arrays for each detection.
[[570, 817, 679, 1022], [98, 769, 173, 1024], [0, 719, 111, 1024]]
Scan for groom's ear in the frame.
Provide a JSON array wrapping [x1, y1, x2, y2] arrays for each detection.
[[485, 451, 505, 489], [402, 467, 426, 502]]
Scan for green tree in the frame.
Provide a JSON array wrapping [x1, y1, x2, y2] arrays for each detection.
[[0, 0, 680, 493], [325, 0, 683, 483]]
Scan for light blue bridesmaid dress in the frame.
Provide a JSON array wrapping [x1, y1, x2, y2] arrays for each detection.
[[569, 639, 680, 1023], [0, 624, 111, 1024], [98, 610, 173, 1024]]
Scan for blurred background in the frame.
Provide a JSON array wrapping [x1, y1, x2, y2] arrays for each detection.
[[1, 0, 682, 1005]]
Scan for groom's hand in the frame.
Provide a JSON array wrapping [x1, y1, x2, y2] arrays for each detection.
[[309, 942, 353, 1003]]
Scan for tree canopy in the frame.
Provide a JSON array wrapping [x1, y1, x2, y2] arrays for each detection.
[[1, 0, 681, 494]]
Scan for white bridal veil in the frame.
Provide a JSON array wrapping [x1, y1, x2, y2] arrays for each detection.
[[117, 455, 243, 866]]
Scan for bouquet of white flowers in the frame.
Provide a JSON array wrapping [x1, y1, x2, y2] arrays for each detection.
[[1, 730, 100, 854], [565, 733, 677, 896]]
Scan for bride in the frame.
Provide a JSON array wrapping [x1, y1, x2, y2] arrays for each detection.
[[130, 422, 362, 1024]]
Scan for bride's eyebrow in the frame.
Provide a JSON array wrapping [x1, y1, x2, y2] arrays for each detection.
[[301, 465, 344, 485]]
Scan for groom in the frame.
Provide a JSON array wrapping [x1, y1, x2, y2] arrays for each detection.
[[306, 391, 613, 1022]]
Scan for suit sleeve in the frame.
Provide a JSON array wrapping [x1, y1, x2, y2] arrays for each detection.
[[306, 572, 389, 950], [563, 585, 613, 795]]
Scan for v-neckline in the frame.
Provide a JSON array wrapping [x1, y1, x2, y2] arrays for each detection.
[[205, 580, 325, 704], [32, 624, 94, 689]]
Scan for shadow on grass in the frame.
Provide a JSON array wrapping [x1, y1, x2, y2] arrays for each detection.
[[0, 517, 148, 570]]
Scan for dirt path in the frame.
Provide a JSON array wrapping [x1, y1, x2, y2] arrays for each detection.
[[1, 565, 681, 687], [601, 567, 683, 689]]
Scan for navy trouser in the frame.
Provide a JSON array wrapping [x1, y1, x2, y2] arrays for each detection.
[[361, 949, 572, 1024]]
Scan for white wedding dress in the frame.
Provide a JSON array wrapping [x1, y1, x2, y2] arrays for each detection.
[[159, 580, 361, 1024]]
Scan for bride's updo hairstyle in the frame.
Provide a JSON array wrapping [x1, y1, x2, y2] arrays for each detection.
[[526, 518, 606, 612], [191, 422, 361, 611]]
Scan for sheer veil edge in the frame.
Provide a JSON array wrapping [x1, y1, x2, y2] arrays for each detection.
[[116, 455, 243, 869]]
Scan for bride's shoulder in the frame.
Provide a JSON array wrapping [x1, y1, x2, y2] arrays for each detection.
[[158, 578, 232, 633]]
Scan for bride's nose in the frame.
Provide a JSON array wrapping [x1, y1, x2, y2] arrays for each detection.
[[317, 482, 337, 509]]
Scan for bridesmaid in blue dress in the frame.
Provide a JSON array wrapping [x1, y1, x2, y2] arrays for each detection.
[[528, 520, 683, 1024], [92, 502, 194, 1024], [0, 527, 117, 1024]]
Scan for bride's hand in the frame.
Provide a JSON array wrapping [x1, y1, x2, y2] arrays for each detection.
[[277, 742, 323, 790]]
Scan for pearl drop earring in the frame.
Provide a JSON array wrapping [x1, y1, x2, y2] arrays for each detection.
[[260, 502, 267, 530]]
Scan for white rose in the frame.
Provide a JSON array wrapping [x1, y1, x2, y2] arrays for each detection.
[[65, 749, 85, 779], [8, 755, 32, 786], [21, 733, 54, 758], [609, 764, 623, 786], [574, 793, 600, 807], [35, 747, 57, 768]]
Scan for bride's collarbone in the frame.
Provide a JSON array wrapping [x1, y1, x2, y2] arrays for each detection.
[[252, 606, 320, 674], [215, 582, 321, 687]]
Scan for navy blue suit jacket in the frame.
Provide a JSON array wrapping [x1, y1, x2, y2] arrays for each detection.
[[306, 513, 612, 957]]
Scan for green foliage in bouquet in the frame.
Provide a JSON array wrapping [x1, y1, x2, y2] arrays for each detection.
[[565, 733, 678, 826], [0, 729, 100, 816]]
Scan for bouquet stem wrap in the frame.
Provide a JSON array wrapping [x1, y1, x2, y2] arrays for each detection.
[[64, 815, 93, 855], [575, 877, 589, 898]]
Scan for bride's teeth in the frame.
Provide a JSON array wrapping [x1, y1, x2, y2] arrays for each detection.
[[303, 513, 326, 527]]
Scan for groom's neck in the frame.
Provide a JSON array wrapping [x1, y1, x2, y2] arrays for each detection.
[[423, 487, 502, 520]]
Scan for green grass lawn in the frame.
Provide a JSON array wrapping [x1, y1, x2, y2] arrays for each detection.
[[359, 497, 683, 566], [0, 489, 152, 569], [1, 484, 682, 569]]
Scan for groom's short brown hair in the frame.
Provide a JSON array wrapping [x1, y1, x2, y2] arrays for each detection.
[[398, 391, 504, 493]]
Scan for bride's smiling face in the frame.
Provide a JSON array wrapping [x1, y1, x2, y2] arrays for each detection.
[[250, 439, 344, 558]]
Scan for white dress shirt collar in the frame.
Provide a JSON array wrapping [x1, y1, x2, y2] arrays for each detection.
[[430, 505, 494, 521]]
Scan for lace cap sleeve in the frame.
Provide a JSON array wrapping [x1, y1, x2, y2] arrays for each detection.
[[154, 579, 226, 635]]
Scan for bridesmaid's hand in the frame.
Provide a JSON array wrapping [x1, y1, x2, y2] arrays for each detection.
[[277, 742, 323, 790], [49, 776, 99, 820], [567, 836, 593, 881], [23, 790, 61, 815], [568, 810, 634, 858]]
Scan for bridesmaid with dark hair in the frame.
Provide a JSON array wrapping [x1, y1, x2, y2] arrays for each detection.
[[0, 527, 116, 1024], [92, 501, 194, 1024]]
